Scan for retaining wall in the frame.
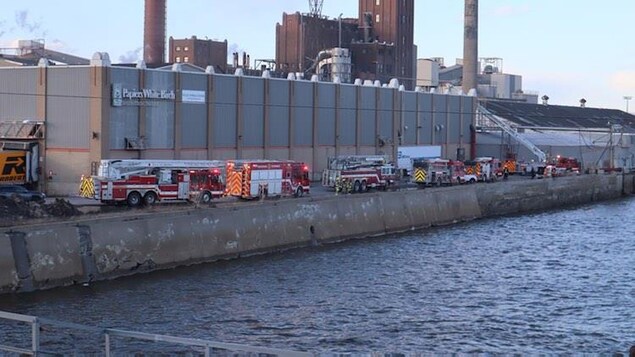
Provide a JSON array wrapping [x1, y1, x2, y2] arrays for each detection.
[[1, 174, 632, 294]]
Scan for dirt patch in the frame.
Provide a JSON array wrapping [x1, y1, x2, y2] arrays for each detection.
[[0, 197, 82, 227]]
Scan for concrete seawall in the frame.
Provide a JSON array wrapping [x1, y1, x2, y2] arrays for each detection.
[[1, 174, 633, 294]]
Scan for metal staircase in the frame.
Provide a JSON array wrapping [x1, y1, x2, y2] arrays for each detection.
[[477, 105, 547, 162]]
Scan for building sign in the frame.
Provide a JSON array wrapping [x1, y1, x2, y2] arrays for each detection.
[[182, 90, 206, 104], [111, 83, 176, 107]]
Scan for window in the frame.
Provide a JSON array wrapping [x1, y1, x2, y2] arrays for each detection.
[[175, 57, 181, 63], [375, 14, 380, 23], [184, 56, 189, 63], [175, 46, 181, 52], [184, 46, 189, 51], [376, 0, 380, 5]]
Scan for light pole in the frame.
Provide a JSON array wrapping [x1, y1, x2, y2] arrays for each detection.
[[624, 96, 632, 113], [338, 13, 343, 48]]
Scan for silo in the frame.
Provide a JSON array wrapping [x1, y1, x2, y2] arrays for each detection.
[[462, 0, 478, 94], [144, 0, 166, 65]]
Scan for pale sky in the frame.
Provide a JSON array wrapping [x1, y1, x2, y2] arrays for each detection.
[[1, 0, 634, 111]]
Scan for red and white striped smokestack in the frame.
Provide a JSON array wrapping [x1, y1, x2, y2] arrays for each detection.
[[144, 0, 166, 65], [462, 0, 478, 95]]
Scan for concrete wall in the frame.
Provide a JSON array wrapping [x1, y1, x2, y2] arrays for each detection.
[[1, 174, 631, 294]]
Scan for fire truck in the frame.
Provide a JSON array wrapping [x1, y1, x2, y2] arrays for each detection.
[[411, 158, 464, 187], [90, 160, 225, 206], [474, 157, 500, 182], [321, 155, 396, 193], [225, 160, 310, 199], [553, 156, 581, 175]]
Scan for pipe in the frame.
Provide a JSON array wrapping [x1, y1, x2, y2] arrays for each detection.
[[143, 0, 166, 65]]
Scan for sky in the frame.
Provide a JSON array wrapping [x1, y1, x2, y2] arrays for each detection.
[[0, 0, 634, 111]]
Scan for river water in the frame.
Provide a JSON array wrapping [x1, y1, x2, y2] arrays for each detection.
[[1, 197, 635, 355]]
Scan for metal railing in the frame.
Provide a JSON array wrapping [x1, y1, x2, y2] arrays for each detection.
[[0, 310, 311, 356]]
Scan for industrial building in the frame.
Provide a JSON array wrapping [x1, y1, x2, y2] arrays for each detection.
[[0, 56, 477, 196], [476, 100, 635, 171], [168, 36, 228, 73]]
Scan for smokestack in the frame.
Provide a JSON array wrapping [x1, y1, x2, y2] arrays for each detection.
[[462, 0, 478, 95], [144, 0, 166, 65]]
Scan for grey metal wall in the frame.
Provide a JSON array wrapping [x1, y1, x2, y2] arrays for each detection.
[[0, 68, 38, 120], [293, 81, 313, 146], [46, 67, 90, 149], [110, 68, 140, 150], [317, 83, 336, 146], [180, 73, 207, 148], [213, 75, 237, 147], [242, 77, 264, 147], [339, 85, 357, 146], [268, 79, 290, 147], [145, 70, 175, 149]]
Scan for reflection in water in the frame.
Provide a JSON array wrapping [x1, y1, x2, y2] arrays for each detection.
[[1, 198, 635, 354]]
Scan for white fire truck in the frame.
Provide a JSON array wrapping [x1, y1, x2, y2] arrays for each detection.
[[90, 159, 225, 206], [321, 155, 397, 193], [225, 160, 310, 199]]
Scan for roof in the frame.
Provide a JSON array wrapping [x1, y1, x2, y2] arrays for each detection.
[[482, 99, 635, 130]]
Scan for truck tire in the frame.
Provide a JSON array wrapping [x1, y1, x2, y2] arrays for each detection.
[[200, 191, 212, 203], [361, 180, 367, 192], [143, 191, 158, 205], [354, 180, 361, 193], [127, 191, 142, 207], [294, 187, 304, 198]]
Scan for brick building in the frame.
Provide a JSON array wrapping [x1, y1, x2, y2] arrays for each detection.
[[168, 36, 228, 73]]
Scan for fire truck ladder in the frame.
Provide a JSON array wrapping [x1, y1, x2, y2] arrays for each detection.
[[0, 120, 45, 139], [477, 105, 547, 162], [98, 159, 225, 179]]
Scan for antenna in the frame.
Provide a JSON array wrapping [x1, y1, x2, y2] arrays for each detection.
[[308, 0, 324, 17]]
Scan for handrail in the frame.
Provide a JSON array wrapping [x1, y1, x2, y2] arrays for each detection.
[[0, 310, 312, 356]]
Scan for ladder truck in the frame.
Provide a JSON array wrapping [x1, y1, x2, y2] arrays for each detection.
[[322, 155, 397, 193], [88, 159, 226, 206]]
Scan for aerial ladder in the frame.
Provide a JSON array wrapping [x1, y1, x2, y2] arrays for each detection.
[[97, 159, 225, 179], [477, 105, 547, 163]]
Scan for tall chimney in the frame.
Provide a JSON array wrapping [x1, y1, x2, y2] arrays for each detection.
[[462, 0, 478, 95], [144, 0, 166, 65]]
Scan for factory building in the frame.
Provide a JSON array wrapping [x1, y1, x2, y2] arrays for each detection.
[[0, 56, 477, 196], [476, 100, 635, 171], [168, 36, 228, 73]]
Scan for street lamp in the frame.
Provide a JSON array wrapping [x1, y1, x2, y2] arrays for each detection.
[[624, 96, 633, 113]]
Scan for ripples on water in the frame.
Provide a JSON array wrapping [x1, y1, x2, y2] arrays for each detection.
[[1, 198, 635, 354]]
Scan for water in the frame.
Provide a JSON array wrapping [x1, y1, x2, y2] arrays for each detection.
[[1, 198, 635, 354]]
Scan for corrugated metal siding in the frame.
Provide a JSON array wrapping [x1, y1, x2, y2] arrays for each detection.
[[462, 96, 475, 143], [293, 81, 313, 146], [432, 94, 447, 146], [180, 73, 208, 148], [378, 89, 393, 141], [401, 92, 417, 145], [145, 71, 175, 149], [339, 85, 356, 146], [268, 79, 289, 147], [48, 67, 90, 96], [418, 93, 433, 144], [109, 68, 141, 150], [317, 83, 335, 146], [0, 68, 38, 119], [110, 106, 139, 150], [181, 104, 206, 148], [242, 77, 264, 147], [448, 95, 461, 142], [359, 87, 376, 146], [214, 75, 237, 147]]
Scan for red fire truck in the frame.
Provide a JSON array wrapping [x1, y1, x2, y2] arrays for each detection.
[[321, 155, 397, 193], [91, 160, 225, 206], [225, 160, 310, 199]]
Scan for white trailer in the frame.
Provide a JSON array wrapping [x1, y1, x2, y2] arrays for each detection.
[[397, 146, 442, 176]]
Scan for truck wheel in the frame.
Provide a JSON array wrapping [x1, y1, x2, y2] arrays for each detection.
[[354, 181, 361, 193], [361, 180, 368, 192], [200, 191, 212, 203], [143, 192, 158, 205], [294, 187, 304, 198], [127, 191, 142, 207]]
